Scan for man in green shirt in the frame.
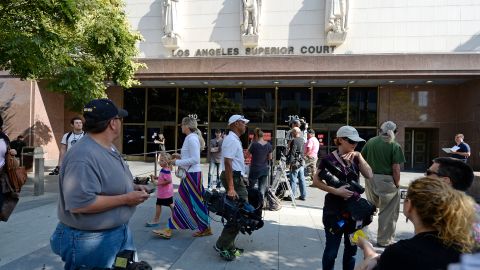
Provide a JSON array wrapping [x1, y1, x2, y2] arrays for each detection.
[[361, 121, 406, 247]]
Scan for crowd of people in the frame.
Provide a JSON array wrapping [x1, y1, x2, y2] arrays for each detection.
[[1, 99, 478, 269]]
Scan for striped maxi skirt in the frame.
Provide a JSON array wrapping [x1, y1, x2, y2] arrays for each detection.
[[167, 171, 210, 231]]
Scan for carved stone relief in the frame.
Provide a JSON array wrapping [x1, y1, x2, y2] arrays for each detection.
[[325, 0, 349, 46]]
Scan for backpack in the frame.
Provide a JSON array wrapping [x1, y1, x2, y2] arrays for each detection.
[[263, 188, 282, 211]]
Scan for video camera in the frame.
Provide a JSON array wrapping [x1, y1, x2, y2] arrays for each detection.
[[204, 189, 264, 235], [318, 159, 376, 234], [110, 250, 151, 270], [318, 159, 364, 196]]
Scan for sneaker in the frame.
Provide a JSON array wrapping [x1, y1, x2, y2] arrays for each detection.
[[298, 197, 306, 201], [48, 166, 60, 175], [214, 245, 243, 261]]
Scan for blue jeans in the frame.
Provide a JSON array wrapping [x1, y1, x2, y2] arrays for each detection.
[[322, 225, 357, 270], [208, 161, 221, 188], [248, 167, 269, 197], [289, 166, 306, 199], [50, 223, 135, 270]]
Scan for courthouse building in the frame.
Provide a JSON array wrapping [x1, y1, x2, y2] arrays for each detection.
[[1, 0, 480, 170]]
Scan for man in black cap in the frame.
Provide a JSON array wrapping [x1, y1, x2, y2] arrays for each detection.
[[50, 98, 150, 269]]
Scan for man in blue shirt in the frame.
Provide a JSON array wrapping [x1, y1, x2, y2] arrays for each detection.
[[451, 134, 471, 163]]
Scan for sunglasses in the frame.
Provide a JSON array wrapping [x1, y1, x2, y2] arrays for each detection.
[[425, 169, 443, 177], [342, 137, 358, 145]]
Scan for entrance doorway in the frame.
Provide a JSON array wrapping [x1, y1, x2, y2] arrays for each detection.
[[404, 128, 439, 171]]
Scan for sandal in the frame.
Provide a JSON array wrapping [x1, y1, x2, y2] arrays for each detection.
[[192, 227, 212, 237], [145, 221, 160, 227], [152, 229, 172, 239]]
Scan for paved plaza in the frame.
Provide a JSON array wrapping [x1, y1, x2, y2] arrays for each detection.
[[0, 161, 422, 270]]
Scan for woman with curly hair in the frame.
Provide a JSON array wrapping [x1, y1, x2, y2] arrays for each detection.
[[356, 177, 476, 270]]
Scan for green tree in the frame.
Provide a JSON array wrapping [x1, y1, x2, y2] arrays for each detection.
[[0, 0, 144, 110]]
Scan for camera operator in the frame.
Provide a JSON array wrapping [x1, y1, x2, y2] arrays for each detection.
[[312, 125, 372, 270], [50, 99, 150, 270], [215, 114, 250, 261]]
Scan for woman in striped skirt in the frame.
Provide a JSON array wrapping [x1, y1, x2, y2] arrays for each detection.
[[153, 117, 211, 238]]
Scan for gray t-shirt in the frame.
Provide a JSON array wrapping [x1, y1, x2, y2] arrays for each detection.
[[57, 135, 135, 230], [209, 138, 223, 163]]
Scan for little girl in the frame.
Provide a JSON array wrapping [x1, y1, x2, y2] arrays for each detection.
[[145, 152, 174, 227]]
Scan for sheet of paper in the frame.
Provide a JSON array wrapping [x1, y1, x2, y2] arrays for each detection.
[[451, 145, 460, 152], [442, 148, 452, 153]]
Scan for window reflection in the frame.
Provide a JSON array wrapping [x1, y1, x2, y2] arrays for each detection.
[[277, 87, 310, 125], [313, 87, 347, 124], [147, 88, 176, 121], [243, 88, 274, 123], [178, 88, 208, 125], [123, 125, 145, 155], [349, 87, 377, 126], [211, 89, 242, 123], [124, 88, 145, 123]]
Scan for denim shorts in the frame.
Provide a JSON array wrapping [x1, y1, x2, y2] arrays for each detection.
[[50, 222, 135, 270]]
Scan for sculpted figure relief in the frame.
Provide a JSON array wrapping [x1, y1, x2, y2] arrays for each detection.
[[242, 0, 261, 35], [163, 0, 178, 38], [325, 0, 349, 33]]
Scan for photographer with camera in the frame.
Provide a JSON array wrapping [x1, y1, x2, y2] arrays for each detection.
[[215, 114, 250, 261], [312, 126, 372, 270]]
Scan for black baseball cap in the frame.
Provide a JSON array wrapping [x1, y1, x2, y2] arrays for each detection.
[[83, 98, 128, 122]]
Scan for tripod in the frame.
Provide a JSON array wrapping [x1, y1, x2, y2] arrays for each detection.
[[271, 158, 296, 208]]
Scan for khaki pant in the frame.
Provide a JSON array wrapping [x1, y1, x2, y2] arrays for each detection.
[[216, 171, 248, 250], [365, 174, 400, 246], [304, 156, 317, 181]]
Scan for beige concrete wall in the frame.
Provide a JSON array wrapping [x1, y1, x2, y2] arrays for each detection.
[[0, 78, 66, 161]]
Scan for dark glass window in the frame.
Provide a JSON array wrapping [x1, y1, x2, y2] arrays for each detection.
[[124, 88, 145, 123], [277, 87, 310, 125], [243, 88, 274, 124], [349, 87, 377, 126], [356, 128, 377, 151], [178, 88, 208, 125], [123, 125, 145, 155], [211, 89, 242, 123], [147, 88, 176, 121], [313, 87, 347, 124]]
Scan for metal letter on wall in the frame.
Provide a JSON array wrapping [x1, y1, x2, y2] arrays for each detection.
[[241, 0, 262, 48], [325, 0, 349, 46], [162, 0, 179, 49]]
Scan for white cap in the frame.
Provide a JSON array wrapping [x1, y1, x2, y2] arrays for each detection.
[[228, 115, 250, 126], [336, 126, 365, 142], [380, 121, 397, 133]]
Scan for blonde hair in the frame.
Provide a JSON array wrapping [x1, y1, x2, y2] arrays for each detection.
[[407, 177, 476, 253], [254, 127, 264, 138], [158, 152, 173, 168], [181, 117, 205, 150]]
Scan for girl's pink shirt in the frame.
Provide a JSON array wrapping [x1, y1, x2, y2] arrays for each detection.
[[157, 168, 174, 199]]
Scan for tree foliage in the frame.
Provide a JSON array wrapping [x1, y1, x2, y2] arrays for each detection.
[[0, 0, 144, 110]]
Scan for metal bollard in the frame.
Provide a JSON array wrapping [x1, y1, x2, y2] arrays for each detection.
[[33, 147, 45, 196], [154, 151, 158, 177]]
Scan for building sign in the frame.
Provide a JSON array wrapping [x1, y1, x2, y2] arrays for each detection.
[[171, 45, 336, 57]]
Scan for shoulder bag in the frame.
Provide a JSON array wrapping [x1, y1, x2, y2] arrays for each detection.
[[175, 165, 191, 179], [5, 147, 28, 193]]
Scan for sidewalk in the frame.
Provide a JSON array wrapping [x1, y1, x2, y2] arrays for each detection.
[[0, 161, 420, 270]]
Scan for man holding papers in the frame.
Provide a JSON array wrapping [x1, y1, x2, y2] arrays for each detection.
[[450, 134, 471, 163]]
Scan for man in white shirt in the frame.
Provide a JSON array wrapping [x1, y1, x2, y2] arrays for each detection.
[[49, 116, 85, 175], [215, 114, 249, 261]]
